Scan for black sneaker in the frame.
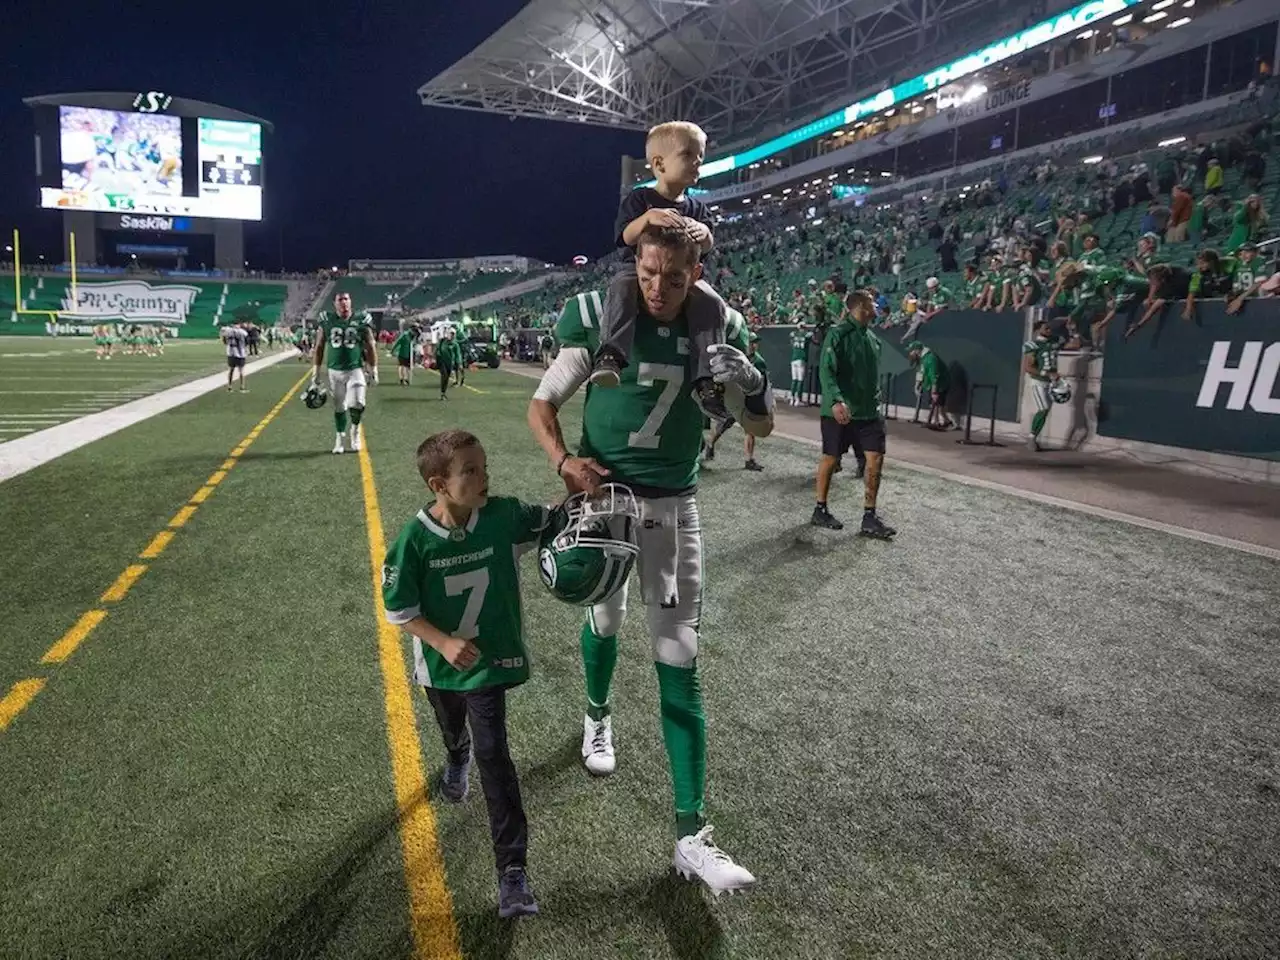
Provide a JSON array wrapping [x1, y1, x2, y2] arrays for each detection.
[[590, 353, 622, 388], [744, 459, 763, 471], [810, 506, 843, 530], [854, 462, 866, 479], [440, 753, 471, 803], [497, 866, 539, 919], [860, 513, 897, 540], [692, 379, 729, 420]]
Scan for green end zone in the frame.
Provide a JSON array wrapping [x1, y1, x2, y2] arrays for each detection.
[[0, 364, 1275, 959]]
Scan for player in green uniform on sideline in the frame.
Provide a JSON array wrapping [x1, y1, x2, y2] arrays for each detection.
[[391, 326, 414, 385], [788, 325, 809, 405], [382, 429, 550, 919], [313, 291, 377, 455], [527, 224, 773, 895], [906, 340, 953, 430], [1022, 317, 1078, 451], [436, 328, 463, 400]]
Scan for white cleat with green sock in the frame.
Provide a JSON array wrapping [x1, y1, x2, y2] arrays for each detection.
[[331, 433, 345, 455], [581, 714, 615, 776], [349, 424, 362, 452], [674, 825, 756, 895]]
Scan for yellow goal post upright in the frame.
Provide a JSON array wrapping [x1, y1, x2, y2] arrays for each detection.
[[10, 227, 77, 331]]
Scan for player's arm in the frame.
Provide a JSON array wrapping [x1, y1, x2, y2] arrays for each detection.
[[362, 326, 377, 371], [1022, 348, 1038, 377], [527, 347, 609, 493], [312, 326, 326, 382]]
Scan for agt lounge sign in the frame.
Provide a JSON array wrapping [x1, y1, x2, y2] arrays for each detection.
[[638, 0, 1140, 186]]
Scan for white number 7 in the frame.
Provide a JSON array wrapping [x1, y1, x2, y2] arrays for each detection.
[[627, 362, 683, 449], [443, 568, 489, 640]]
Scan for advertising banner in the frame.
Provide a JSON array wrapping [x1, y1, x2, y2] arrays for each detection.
[[1099, 301, 1280, 460], [59, 280, 201, 323]]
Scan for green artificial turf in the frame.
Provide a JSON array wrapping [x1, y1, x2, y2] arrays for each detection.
[[0, 359, 1276, 959]]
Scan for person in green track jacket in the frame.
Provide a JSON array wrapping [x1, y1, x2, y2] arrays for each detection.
[[811, 289, 896, 540]]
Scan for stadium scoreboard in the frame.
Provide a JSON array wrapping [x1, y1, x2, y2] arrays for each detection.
[[29, 92, 268, 222]]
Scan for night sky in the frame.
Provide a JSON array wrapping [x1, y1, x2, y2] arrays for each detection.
[[0, 0, 644, 270]]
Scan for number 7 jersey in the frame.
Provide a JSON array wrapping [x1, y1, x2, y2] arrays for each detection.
[[382, 496, 549, 691], [558, 290, 703, 492]]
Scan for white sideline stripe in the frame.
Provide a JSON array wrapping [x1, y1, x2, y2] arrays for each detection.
[[0, 352, 294, 484], [772, 427, 1280, 563]]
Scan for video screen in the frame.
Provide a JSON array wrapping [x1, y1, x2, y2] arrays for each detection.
[[198, 119, 262, 220], [58, 106, 182, 202]]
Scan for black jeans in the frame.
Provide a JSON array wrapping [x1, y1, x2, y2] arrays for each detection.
[[424, 685, 527, 874], [438, 364, 452, 395]]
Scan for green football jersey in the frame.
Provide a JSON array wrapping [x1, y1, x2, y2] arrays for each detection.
[[1225, 256, 1261, 296], [382, 496, 549, 692], [1023, 336, 1061, 382], [918, 349, 948, 392], [392, 331, 413, 361], [749, 349, 767, 377], [1016, 266, 1043, 306], [789, 329, 808, 362], [557, 290, 703, 493], [317, 310, 372, 371]]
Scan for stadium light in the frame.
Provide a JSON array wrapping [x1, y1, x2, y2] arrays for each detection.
[[1082, 155, 1104, 164], [762, 193, 773, 199], [1159, 136, 1187, 147], [1182, 0, 1194, 6], [1143, 11, 1167, 22], [880, 171, 892, 177], [783, 188, 792, 194], [1077, 29, 1095, 39], [1151, 0, 1175, 8], [1167, 16, 1190, 27], [1114, 13, 1134, 24], [4, 245, 11, 253]]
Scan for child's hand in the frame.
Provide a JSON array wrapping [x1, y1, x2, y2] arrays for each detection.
[[440, 636, 481, 671], [684, 219, 712, 246], [647, 208, 686, 230]]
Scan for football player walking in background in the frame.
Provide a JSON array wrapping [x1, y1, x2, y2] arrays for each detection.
[[313, 291, 376, 454]]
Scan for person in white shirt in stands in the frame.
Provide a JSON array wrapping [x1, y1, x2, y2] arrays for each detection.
[[221, 321, 249, 393]]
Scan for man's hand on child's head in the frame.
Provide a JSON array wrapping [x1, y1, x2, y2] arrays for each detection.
[[647, 208, 686, 230]]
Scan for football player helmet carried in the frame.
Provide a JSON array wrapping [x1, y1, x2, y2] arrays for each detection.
[[302, 381, 328, 409], [1050, 378, 1072, 404], [538, 483, 641, 606]]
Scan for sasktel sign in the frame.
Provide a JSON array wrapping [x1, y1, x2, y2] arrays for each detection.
[[116, 214, 193, 232], [1196, 342, 1280, 414]]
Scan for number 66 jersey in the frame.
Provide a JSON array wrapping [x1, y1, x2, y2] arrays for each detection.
[[382, 497, 549, 691], [557, 291, 703, 493]]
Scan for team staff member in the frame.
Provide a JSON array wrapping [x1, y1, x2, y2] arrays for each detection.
[[811, 290, 896, 539]]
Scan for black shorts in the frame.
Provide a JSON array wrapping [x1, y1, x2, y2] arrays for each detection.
[[820, 416, 886, 457], [397, 358, 411, 368], [227, 355, 245, 369]]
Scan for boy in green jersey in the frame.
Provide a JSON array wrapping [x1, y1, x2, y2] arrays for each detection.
[[382, 429, 551, 919], [527, 225, 769, 896]]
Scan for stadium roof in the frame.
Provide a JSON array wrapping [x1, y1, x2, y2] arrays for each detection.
[[419, 0, 1080, 146]]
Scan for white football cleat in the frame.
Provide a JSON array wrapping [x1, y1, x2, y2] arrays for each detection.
[[331, 433, 345, 455], [674, 825, 756, 896], [348, 425, 362, 452], [581, 714, 615, 776]]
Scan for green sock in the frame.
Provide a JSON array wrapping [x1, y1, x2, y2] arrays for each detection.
[[580, 621, 617, 720], [334, 410, 349, 432], [349, 405, 363, 426], [1031, 408, 1048, 437], [655, 661, 706, 838]]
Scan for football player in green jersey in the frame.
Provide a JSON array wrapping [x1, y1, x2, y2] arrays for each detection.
[[788, 325, 810, 405], [1022, 317, 1076, 451], [382, 429, 550, 918], [313, 291, 377, 455], [906, 340, 953, 430], [436, 328, 463, 400], [527, 225, 771, 895]]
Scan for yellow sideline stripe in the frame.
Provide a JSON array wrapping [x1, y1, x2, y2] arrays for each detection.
[[3, 373, 309, 735], [357, 436, 462, 960], [41, 610, 108, 664], [0, 679, 46, 732]]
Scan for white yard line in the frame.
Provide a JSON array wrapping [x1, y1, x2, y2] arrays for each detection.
[[0, 352, 293, 483]]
